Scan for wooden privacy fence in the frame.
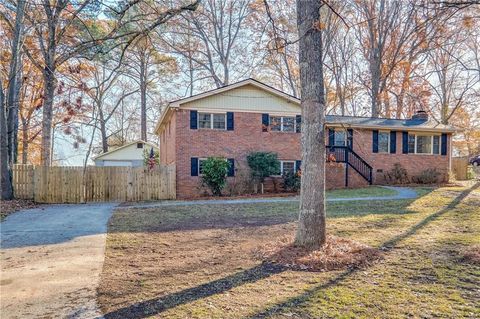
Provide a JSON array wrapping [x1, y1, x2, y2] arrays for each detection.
[[12, 164, 176, 203], [451, 157, 469, 180]]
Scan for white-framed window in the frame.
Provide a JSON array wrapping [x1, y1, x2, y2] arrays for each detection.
[[378, 131, 390, 153], [270, 116, 296, 132], [277, 160, 296, 176], [408, 134, 441, 155], [198, 158, 206, 175], [334, 129, 346, 146], [198, 112, 226, 130]]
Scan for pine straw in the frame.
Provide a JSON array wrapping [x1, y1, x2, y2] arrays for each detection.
[[463, 245, 480, 264], [253, 235, 383, 272]]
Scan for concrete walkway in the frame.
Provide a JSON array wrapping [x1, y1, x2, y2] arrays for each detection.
[[0, 203, 116, 319], [121, 186, 418, 209]]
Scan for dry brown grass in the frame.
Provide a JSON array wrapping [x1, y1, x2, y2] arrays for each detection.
[[254, 235, 382, 271], [98, 185, 480, 318]]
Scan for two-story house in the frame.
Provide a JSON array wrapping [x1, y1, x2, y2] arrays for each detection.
[[155, 79, 455, 198]]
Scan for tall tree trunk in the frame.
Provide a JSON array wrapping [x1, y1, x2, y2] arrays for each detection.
[[7, 56, 22, 165], [295, 0, 327, 249], [1, 82, 14, 200], [21, 120, 28, 164], [6, 0, 26, 166], [98, 104, 108, 152], [140, 52, 147, 141], [41, 67, 56, 165], [370, 53, 381, 117]]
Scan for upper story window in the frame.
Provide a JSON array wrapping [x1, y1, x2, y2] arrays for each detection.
[[408, 134, 441, 155], [334, 130, 346, 146], [198, 112, 226, 130], [137, 143, 143, 149], [378, 131, 390, 153], [270, 116, 296, 132]]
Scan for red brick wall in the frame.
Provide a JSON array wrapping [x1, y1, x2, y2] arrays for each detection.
[[350, 129, 450, 184], [167, 109, 450, 198], [175, 110, 302, 198], [159, 112, 176, 165]]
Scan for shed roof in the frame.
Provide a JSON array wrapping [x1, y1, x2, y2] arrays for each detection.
[[93, 140, 159, 160]]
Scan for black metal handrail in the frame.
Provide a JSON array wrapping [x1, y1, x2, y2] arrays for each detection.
[[326, 145, 373, 184]]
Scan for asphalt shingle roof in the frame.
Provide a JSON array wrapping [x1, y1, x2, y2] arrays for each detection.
[[325, 115, 456, 131]]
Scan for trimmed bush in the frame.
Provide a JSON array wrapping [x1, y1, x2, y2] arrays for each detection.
[[247, 152, 280, 193], [282, 170, 301, 192], [413, 168, 441, 184], [201, 157, 230, 196]]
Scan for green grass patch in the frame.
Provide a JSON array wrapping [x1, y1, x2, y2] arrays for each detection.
[[326, 186, 397, 198]]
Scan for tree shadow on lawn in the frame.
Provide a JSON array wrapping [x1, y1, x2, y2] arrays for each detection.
[[246, 182, 479, 318], [101, 262, 286, 319], [110, 194, 431, 234]]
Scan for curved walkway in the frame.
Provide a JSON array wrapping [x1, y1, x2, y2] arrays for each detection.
[[122, 186, 418, 209]]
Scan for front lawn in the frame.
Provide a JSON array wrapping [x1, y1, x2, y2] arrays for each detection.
[[327, 186, 397, 198], [98, 184, 480, 318]]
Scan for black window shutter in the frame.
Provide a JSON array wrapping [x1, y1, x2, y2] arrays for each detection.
[[262, 114, 269, 132], [390, 131, 397, 154], [191, 157, 198, 176], [328, 128, 335, 146], [227, 158, 235, 176], [295, 160, 302, 172], [372, 130, 379, 153], [227, 112, 234, 131], [347, 129, 353, 149], [190, 110, 198, 129], [296, 115, 301, 133], [441, 133, 447, 155], [402, 131, 409, 154]]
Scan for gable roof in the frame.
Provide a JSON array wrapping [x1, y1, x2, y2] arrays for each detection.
[[155, 78, 457, 134], [93, 140, 159, 160], [169, 78, 300, 107]]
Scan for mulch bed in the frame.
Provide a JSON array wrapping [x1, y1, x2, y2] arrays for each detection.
[[0, 199, 37, 221], [254, 235, 383, 272]]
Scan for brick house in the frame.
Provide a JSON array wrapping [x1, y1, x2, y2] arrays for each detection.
[[155, 79, 455, 198]]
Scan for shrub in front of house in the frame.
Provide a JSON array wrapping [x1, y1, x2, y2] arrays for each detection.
[[413, 168, 441, 184], [247, 152, 280, 193], [384, 163, 409, 184], [282, 170, 301, 192], [201, 157, 230, 196]]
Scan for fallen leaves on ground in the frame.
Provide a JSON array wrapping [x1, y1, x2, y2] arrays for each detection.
[[254, 235, 383, 271]]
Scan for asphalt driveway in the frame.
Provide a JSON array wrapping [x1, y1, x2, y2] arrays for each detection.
[[1, 203, 116, 319]]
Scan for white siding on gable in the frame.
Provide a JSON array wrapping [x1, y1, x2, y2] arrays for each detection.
[[103, 160, 133, 167], [97, 143, 156, 161], [180, 84, 300, 114]]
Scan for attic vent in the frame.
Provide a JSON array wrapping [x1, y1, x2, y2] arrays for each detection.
[[137, 143, 143, 149]]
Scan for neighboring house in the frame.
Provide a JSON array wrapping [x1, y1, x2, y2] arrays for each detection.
[[93, 140, 159, 167], [155, 78, 456, 198]]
